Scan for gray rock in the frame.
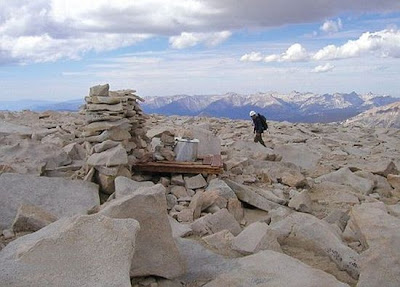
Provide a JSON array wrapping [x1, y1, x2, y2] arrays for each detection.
[[157, 279, 184, 287], [89, 83, 109, 96], [188, 190, 204, 219], [168, 216, 192, 238], [231, 221, 282, 254], [114, 176, 154, 198], [177, 208, 194, 223], [0, 173, 99, 229], [93, 140, 120, 153], [256, 187, 288, 205], [387, 174, 400, 189], [11, 204, 57, 232], [223, 157, 248, 171], [270, 212, 360, 279], [171, 174, 185, 186], [311, 181, 360, 205], [205, 178, 238, 199], [176, 238, 239, 284], [224, 179, 286, 212], [274, 143, 322, 171], [100, 184, 185, 279], [62, 142, 86, 160], [191, 208, 241, 236], [323, 209, 350, 231], [2, 229, 14, 240], [255, 161, 307, 187], [227, 198, 244, 222], [269, 207, 293, 225], [184, 174, 207, 190], [86, 103, 124, 112], [88, 95, 122, 104], [190, 126, 221, 158], [84, 118, 131, 135], [315, 167, 374, 195], [171, 186, 189, 198], [367, 160, 398, 177], [203, 251, 349, 287], [87, 144, 128, 167], [202, 230, 235, 252], [166, 194, 178, 210], [200, 190, 227, 211], [0, 120, 36, 136], [288, 190, 312, 213], [350, 202, 400, 287], [0, 214, 139, 287], [44, 150, 72, 170], [387, 204, 400, 218]]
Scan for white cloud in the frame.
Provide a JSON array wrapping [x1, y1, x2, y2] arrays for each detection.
[[240, 52, 264, 62], [169, 31, 231, 49], [0, 33, 150, 64], [281, 43, 309, 61], [320, 19, 343, 33], [313, 28, 400, 60], [312, 63, 335, 73], [241, 28, 400, 64], [1, 0, 400, 63], [242, 43, 309, 63]]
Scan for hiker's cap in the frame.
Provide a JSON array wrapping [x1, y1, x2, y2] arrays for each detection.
[[249, 111, 256, 117]]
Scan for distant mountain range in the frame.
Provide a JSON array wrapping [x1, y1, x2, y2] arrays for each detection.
[[141, 91, 400, 123], [0, 99, 83, 112], [345, 101, 400, 128], [1, 92, 399, 124]]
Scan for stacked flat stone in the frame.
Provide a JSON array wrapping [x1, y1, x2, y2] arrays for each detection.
[[153, 130, 176, 161], [83, 84, 151, 194]]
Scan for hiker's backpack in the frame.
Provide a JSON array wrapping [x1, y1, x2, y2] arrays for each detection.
[[259, 114, 268, 130]]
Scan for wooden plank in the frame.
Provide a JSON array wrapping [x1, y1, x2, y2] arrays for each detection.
[[155, 160, 203, 166], [203, 155, 212, 165], [132, 162, 223, 174], [211, 155, 223, 167]]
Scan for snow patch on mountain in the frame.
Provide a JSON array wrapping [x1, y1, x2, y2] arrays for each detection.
[[142, 92, 399, 123]]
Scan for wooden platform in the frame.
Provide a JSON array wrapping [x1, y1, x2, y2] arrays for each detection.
[[132, 155, 223, 174]]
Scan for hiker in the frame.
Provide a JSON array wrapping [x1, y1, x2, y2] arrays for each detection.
[[250, 110, 268, 147]]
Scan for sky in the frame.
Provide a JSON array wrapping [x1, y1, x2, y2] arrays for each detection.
[[1, 0, 400, 102]]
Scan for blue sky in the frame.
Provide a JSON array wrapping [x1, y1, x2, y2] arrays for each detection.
[[1, 0, 400, 101]]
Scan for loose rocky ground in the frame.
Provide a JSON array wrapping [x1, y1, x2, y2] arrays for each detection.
[[1, 109, 400, 287]]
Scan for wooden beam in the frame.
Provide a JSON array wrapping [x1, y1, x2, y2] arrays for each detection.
[[132, 161, 223, 174]]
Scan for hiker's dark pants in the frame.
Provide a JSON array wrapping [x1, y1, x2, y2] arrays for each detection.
[[254, 132, 266, 147]]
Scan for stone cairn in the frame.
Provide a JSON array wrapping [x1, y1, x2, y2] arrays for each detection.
[[153, 130, 176, 161], [81, 84, 152, 194]]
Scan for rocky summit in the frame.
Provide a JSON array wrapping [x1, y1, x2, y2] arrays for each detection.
[[0, 86, 400, 287]]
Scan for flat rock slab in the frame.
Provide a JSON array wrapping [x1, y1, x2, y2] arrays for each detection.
[[0, 214, 139, 287], [231, 221, 282, 254], [11, 204, 57, 232], [115, 176, 155, 198], [176, 238, 239, 284], [184, 174, 207, 190], [190, 126, 221, 158], [203, 251, 349, 287], [0, 120, 41, 136], [224, 179, 286, 212], [315, 167, 374, 195], [274, 143, 321, 171], [191, 208, 242, 236], [100, 184, 185, 279], [0, 173, 99, 229], [350, 202, 400, 287], [270, 212, 360, 279]]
